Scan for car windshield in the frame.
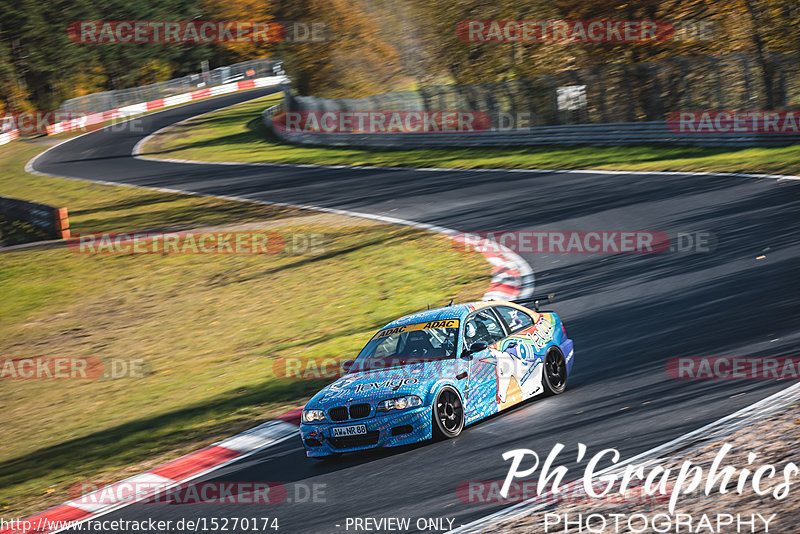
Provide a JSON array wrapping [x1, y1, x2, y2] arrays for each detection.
[[350, 320, 460, 371]]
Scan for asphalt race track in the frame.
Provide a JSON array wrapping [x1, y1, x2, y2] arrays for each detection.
[[33, 87, 800, 533]]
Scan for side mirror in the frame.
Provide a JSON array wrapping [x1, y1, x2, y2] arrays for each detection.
[[461, 341, 488, 358], [470, 341, 489, 353], [342, 360, 354, 372]]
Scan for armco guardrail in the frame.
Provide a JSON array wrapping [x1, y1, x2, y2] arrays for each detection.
[[0, 197, 70, 239], [275, 53, 798, 127], [263, 105, 800, 148], [48, 75, 288, 136], [0, 116, 18, 146], [59, 58, 280, 114], [0, 128, 19, 147], [263, 52, 800, 149]]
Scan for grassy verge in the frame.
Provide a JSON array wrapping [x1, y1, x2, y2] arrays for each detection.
[[0, 133, 489, 516], [0, 138, 298, 234], [141, 94, 800, 176]]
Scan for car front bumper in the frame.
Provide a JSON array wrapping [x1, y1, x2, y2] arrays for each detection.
[[300, 405, 432, 457]]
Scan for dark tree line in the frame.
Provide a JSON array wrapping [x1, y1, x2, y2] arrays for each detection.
[[1, 0, 798, 114]]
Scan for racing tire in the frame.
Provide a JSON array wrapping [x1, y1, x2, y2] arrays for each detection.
[[432, 385, 465, 440], [542, 347, 568, 395]]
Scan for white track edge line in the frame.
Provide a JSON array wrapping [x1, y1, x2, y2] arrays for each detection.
[[134, 154, 800, 182]]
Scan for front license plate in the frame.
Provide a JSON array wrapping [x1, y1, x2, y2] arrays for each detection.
[[332, 424, 367, 437]]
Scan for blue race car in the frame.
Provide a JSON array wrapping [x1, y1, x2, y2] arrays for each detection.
[[300, 296, 574, 457]]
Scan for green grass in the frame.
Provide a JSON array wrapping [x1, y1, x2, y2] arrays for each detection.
[[0, 131, 489, 516], [141, 94, 800, 176]]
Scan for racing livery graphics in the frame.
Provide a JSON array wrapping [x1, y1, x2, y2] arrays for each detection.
[[300, 297, 574, 457]]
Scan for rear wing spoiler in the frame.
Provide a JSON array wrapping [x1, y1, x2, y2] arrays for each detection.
[[512, 293, 555, 312]]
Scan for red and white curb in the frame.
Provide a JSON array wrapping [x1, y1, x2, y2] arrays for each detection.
[[44, 76, 287, 136], [1, 412, 301, 534], [450, 233, 534, 301], [0, 128, 19, 146]]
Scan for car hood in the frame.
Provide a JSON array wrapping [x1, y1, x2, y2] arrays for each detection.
[[308, 359, 459, 407]]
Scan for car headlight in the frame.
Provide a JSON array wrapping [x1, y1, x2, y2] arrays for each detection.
[[302, 409, 326, 423], [376, 395, 422, 412]]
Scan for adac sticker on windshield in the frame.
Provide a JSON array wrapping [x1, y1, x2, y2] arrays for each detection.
[[371, 320, 460, 340]]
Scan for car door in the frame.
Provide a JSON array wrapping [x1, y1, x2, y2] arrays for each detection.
[[493, 305, 547, 402], [462, 307, 510, 421]]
